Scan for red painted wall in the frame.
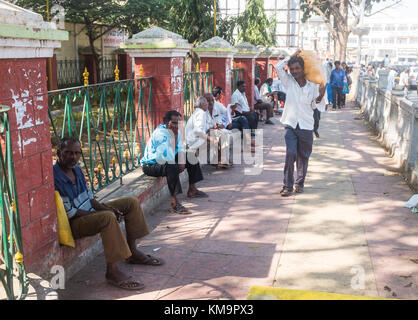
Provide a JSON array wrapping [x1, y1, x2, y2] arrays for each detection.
[[200, 57, 232, 105], [0, 58, 60, 275]]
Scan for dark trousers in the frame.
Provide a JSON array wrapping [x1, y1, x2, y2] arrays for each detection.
[[283, 125, 313, 190], [332, 86, 344, 109], [243, 112, 259, 130], [230, 115, 250, 131], [254, 102, 274, 119], [142, 153, 203, 196], [313, 109, 321, 133]]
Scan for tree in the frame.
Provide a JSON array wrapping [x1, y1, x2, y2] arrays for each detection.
[[168, 0, 217, 45], [300, 0, 402, 61], [236, 0, 276, 47], [14, 0, 125, 82]]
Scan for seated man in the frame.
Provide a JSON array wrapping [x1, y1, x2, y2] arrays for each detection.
[[231, 80, 259, 133], [204, 92, 232, 168], [254, 77, 274, 124], [141, 110, 207, 214], [260, 78, 275, 107], [54, 136, 163, 291]]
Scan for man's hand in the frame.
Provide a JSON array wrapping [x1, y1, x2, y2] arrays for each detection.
[[178, 164, 185, 173], [110, 207, 126, 223], [291, 49, 302, 57]]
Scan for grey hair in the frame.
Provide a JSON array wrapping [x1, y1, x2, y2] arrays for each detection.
[[195, 96, 208, 109]]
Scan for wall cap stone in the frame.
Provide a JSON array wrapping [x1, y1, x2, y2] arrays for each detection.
[[123, 26, 192, 50]]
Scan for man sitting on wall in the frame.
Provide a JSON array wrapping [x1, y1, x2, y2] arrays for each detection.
[[231, 80, 259, 134], [54, 136, 163, 291], [254, 77, 275, 124], [141, 110, 207, 214]]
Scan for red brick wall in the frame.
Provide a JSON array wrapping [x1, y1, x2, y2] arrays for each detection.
[[256, 58, 268, 84], [200, 57, 232, 105], [0, 58, 60, 275], [134, 57, 184, 128]]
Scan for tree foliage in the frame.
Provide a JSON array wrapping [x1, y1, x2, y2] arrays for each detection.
[[236, 0, 276, 47], [168, 0, 217, 45]]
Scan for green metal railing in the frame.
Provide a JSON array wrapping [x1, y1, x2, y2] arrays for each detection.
[[183, 71, 213, 121], [0, 105, 28, 300], [230, 68, 244, 93], [48, 78, 153, 193]]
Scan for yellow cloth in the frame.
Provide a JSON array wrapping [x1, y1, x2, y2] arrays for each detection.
[[55, 191, 75, 248], [298, 50, 327, 85]]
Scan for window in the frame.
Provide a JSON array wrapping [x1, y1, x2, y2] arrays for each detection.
[[397, 25, 408, 31], [397, 38, 408, 45], [410, 38, 418, 44], [384, 38, 395, 44], [411, 25, 418, 31], [371, 38, 382, 44], [385, 25, 396, 31], [371, 25, 383, 31]]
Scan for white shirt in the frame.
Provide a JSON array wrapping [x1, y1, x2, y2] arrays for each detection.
[[386, 69, 397, 92], [231, 89, 250, 112], [275, 58, 319, 130], [185, 108, 208, 150], [272, 77, 285, 93], [260, 83, 273, 103], [206, 102, 226, 128], [400, 71, 409, 87]]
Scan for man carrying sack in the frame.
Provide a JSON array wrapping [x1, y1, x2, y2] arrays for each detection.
[[275, 49, 325, 197]]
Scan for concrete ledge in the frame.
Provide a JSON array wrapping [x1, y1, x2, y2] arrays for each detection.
[[58, 166, 188, 281]]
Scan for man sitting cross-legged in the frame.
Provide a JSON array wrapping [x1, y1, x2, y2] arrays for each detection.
[[53, 136, 163, 291], [141, 110, 207, 215]]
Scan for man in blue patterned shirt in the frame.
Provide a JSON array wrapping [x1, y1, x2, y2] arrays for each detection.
[[54, 136, 163, 291], [141, 110, 207, 215]]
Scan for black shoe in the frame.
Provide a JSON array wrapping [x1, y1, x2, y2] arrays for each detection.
[[280, 188, 293, 197], [295, 186, 304, 193], [314, 131, 319, 138]]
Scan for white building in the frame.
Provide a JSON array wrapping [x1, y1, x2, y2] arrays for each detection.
[[218, 0, 300, 49]]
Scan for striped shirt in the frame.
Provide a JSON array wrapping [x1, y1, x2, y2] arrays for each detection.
[[53, 162, 95, 219]]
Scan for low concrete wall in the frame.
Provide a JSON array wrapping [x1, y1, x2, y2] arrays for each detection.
[[357, 75, 418, 192]]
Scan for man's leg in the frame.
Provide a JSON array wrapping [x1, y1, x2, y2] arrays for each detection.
[[142, 163, 183, 209], [282, 126, 298, 195], [337, 87, 344, 109], [255, 102, 274, 122], [186, 151, 206, 197], [70, 210, 143, 289], [313, 109, 320, 138], [332, 86, 337, 109], [295, 128, 314, 192]]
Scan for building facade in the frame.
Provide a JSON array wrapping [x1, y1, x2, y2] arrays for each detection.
[[300, 16, 418, 65]]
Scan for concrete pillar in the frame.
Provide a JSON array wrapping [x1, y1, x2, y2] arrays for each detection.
[[233, 43, 259, 109], [0, 2, 68, 275], [122, 27, 192, 127], [194, 36, 236, 105]]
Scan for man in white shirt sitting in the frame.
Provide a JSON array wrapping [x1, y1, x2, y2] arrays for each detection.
[[275, 49, 324, 196], [204, 92, 232, 168], [231, 80, 259, 134], [254, 77, 274, 124]]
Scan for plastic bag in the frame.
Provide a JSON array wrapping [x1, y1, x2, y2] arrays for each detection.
[[55, 191, 76, 247], [298, 50, 327, 85]]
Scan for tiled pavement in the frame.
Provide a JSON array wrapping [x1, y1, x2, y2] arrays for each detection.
[[59, 103, 418, 300]]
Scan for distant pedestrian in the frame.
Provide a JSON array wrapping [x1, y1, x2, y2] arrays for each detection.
[[383, 54, 390, 67], [330, 61, 346, 110]]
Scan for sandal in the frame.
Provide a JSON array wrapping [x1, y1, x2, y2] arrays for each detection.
[[170, 203, 191, 214], [127, 254, 165, 266], [107, 276, 145, 291], [187, 190, 209, 198]]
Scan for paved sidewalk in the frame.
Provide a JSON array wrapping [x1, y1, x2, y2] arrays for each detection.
[[59, 103, 418, 300]]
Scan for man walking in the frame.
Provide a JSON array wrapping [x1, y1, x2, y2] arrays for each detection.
[[275, 49, 324, 196], [330, 61, 346, 110]]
